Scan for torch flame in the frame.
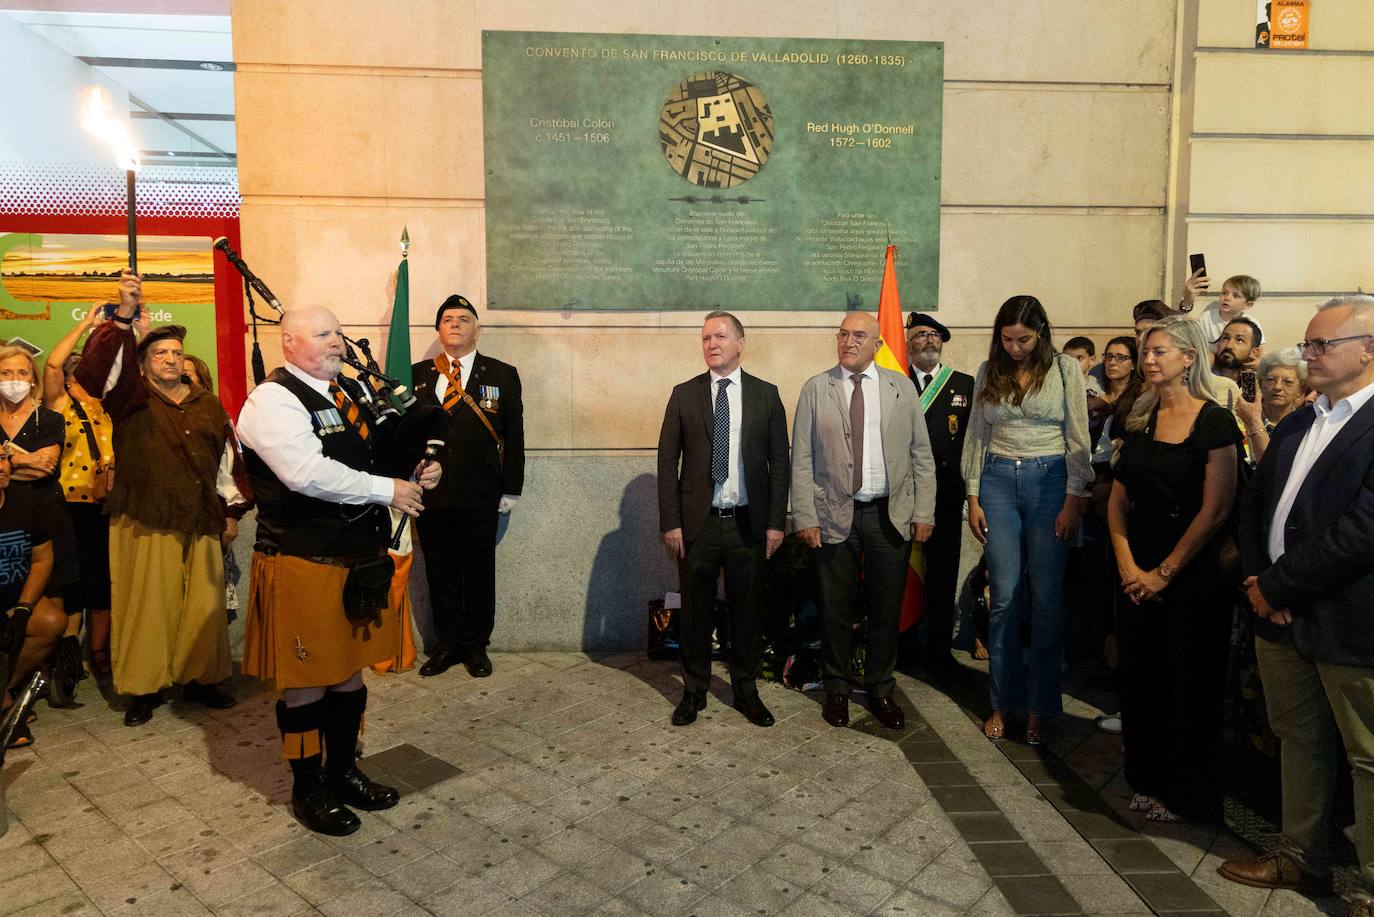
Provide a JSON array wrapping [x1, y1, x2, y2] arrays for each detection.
[[80, 85, 141, 172]]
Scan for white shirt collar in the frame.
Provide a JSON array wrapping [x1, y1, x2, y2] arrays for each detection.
[[912, 362, 942, 379], [843, 361, 875, 381], [1314, 378, 1374, 420], [284, 361, 333, 393], [709, 366, 742, 386]]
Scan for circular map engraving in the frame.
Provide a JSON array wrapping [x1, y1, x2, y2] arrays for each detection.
[[659, 71, 774, 189]]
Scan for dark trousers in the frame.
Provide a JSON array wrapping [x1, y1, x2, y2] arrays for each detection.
[[678, 508, 765, 700], [922, 507, 963, 663], [416, 505, 499, 654], [1118, 568, 1230, 820], [815, 498, 912, 699]]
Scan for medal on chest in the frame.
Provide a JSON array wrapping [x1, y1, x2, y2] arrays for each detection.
[[477, 384, 501, 412], [313, 407, 346, 436]]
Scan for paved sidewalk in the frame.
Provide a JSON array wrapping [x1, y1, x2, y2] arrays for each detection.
[[0, 653, 1350, 915]]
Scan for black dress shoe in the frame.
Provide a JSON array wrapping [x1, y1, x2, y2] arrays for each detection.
[[822, 694, 849, 728], [291, 785, 361, 836], [182, 681, 236, 709], [123, 693, 165, 727], [419, 649, 458, 677], [463, 649, 493, 678], [870, 696, 906, 730], [734, 696, 775, 728], [325, 767, 400, 811], [671, 693, 706, 726]]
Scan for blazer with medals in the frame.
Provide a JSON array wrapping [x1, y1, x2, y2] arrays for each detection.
[[1239, 396, 1374, 668], [657, 370, 790, 544], [909, 366, 975, 516], [791, 365, 937, 544], [411, 352, 525, 511]]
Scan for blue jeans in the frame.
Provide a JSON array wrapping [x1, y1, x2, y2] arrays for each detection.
[[978, 455, 1069, 717]]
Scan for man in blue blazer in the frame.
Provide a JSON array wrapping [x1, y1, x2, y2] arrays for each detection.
[[1220, 296, 1374, 917]]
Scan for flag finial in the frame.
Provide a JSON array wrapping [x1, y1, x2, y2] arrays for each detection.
[[400, 226, 410, 258]]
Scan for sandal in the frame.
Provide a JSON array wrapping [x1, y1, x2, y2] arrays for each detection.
[[983, 716, 1005, 741], [7, 724, 33, 750], [1146, 802, 1184, 823], [1129, 793, 1155, 812], [1025, 716, 1043, 746]]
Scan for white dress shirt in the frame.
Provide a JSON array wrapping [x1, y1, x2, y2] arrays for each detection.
[[1268, 379, 1374, 562], [433, 349, 477, 402], [911, 362, 941, 397], [710, 366, 747, 509], [236, 362, 394, 506], [847, 364, 888, 500]]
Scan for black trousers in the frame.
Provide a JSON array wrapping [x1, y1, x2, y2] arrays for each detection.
[[921, 507, 963, 663], [416, 505, 499, 654], [678, 508, 765, 700], [815, 498, 911, 699]]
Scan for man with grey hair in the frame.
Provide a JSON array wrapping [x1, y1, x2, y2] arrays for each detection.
[[1257, 347, 1309, 433], [1222, 295, 1374, 917], [657, 311, 789, 727]]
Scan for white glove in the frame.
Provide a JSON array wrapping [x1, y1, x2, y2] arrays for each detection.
[[498, 494, 519, 515]]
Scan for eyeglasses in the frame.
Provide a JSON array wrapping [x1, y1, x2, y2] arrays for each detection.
[[1260, 376, 1299, 388], [1297, 335, 1372, 357], [908, 330, 942, 341], [1101, 353, 1133, 364], [836, 331, 871, 344]]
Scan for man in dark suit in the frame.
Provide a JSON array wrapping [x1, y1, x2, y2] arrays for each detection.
[[411, 295, 525, 678], [1219, 296, 1374, 917], [901, 312, 974, 676], [657, 311, 789, 727]]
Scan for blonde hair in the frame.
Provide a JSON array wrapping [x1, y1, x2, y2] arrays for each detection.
[[1125, 316, 1230, 432], [0, 346, 40, 404]]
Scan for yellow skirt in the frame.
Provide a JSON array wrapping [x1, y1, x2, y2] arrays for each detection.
[[243, 552, 403, 690]]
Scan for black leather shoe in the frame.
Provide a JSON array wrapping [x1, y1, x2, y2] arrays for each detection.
[[419, 649, 458, 677], [123, 693, 165, 727], [734, 695, 775, 728], [822, 694, 849, 728], [291, 785, 361, 836], [182, 681, 236, 709], [671, 693, 706, 726], [325, 767, 399, 811], [870, 696, 906, 730], [463, 649, 493, 678]]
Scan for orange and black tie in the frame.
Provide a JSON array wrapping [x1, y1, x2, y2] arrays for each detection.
[[441, 355, 462, 413], [328, 381, 371, 442]]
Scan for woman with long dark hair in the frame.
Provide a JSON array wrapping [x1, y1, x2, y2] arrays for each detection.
[[962, 296, 1093, 743]]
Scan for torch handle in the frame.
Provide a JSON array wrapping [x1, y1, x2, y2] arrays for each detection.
[[126, 168, 138, 275]]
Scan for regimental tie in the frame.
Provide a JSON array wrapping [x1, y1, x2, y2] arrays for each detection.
[[328, 381, 371, 442], [711, 378, 730, 485], [440, 354, 462, 413]]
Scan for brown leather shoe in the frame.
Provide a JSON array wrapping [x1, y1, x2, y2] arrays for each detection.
[[822, 694, 849, 728], [1217, 851, 1332, 894], [1345, 899, 1374, 917], [869, 696, 905, 730]]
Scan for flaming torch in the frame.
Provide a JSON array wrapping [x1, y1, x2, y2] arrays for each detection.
[[79, 86, 142, 273]]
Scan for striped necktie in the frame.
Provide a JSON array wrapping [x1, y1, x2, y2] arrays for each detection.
[[328, 381, 370, 441], [440, 355, 462, 413]]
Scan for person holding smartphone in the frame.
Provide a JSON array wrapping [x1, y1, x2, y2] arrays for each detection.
[[962, 296, 1093, 745], [1180, 269, 1264, 355]]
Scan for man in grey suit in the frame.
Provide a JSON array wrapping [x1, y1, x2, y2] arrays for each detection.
[[792, 311, 937, 729]]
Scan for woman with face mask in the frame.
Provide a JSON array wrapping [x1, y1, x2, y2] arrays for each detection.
[[0, 345, 83, 721]]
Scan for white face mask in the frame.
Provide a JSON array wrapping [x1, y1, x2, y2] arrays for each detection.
[[0, 379, 33, 403]]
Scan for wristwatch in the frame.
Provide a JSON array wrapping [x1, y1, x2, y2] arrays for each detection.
[[1158, 561, 1177, 581]]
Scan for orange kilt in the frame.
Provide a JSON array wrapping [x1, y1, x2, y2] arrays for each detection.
[[243, 552, 404, 690]]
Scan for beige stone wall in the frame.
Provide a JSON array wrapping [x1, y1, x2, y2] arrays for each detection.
[[1180, 0, 1374, 356], [230, 0, 1179, 648]]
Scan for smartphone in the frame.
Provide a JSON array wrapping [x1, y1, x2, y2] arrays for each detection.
[[1189, 253, 1207, 278], [103, 302, 141, 321], [1240, 370, 1258, 403]]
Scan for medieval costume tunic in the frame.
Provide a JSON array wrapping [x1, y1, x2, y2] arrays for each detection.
[[74, 323, 237, 697]]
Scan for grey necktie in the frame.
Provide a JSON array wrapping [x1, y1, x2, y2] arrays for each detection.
[[711, 379, 730, 485], [849, 374, 864, 494]]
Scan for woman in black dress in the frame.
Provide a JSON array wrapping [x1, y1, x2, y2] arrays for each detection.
[[1107, 316, 1242, 822]]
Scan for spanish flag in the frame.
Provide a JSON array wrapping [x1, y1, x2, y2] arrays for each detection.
[[873, 245, 927, 632]]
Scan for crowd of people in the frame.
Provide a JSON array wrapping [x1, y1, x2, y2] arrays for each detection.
[[1, 267, 1370, 915]]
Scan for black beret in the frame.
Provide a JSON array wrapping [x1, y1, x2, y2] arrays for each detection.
[[434, 294, 478, 329], [905, 312, 950, 341], [137, 324, 187, 357]]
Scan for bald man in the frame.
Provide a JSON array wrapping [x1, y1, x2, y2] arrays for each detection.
[[791, 312, 937, 730], [237, 305, 441, 836]]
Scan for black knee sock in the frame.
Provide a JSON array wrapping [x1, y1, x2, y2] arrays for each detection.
[[276, 698, 327, 798], [321, 686, 367, 777]]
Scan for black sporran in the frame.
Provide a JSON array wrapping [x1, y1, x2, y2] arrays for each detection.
[[343, 555, 394, 627]]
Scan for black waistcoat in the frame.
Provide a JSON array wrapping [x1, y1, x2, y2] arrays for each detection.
[[243, 368, 386, 560]]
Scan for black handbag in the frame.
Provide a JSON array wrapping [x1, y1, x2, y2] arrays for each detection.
[[342, 555, 394, 626]]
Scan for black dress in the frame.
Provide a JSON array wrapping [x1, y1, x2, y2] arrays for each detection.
[[1113, 400, 1242, 819], [0, 404, 79, 598]]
